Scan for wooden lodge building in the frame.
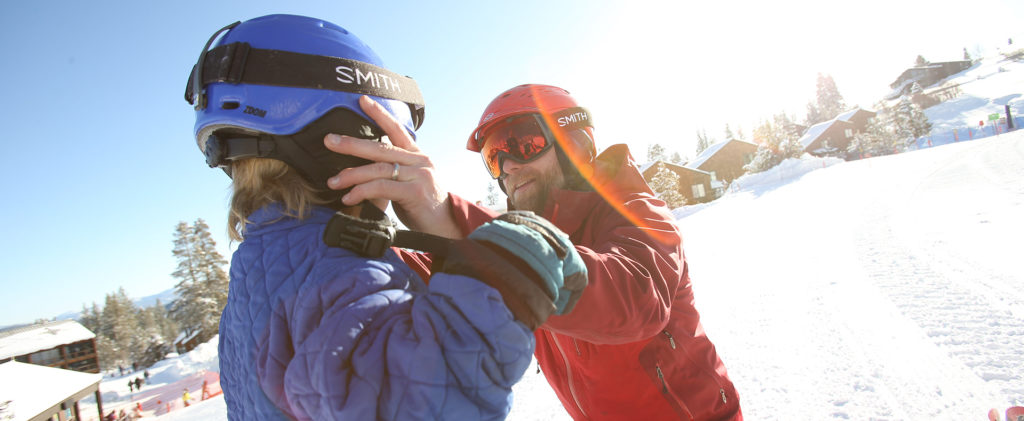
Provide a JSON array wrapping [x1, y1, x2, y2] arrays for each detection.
[[640, 161, 715, 205], [797, 108, 877, 160], [0, 320, 100, 374], [685, 138, 758, 193], [888, 60, 973, 98]]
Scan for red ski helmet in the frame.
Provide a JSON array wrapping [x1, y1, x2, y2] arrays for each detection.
[[467, 84, 595, 157]]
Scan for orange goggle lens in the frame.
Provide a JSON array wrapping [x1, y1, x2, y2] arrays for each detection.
[[478, 114, 554, 179]]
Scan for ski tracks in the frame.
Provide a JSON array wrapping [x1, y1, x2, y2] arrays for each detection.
[[854, 137, 1024, 413]]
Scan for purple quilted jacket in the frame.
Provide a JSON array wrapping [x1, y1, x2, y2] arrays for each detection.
[[218, 204, 534, 420]]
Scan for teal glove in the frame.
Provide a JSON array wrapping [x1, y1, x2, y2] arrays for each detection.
[[470, 211, 588, 316]]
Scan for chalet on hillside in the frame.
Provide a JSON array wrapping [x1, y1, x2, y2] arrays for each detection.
[[835, 107, 876, 128], [0, 320, 100, 374], [640, 161, 714, 205], [889, 60, 972, 97], [685, 139, 758, 189], [798, 107, 876, 159], [174, 328, 205, 355]]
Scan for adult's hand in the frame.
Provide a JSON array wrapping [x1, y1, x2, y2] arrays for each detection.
[[324, 96, 460, 238]]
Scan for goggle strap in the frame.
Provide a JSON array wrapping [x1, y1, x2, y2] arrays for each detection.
[[188, 42, 425, 107]]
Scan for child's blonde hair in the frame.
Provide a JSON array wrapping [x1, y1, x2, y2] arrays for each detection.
[[228, 158, 337, 241]]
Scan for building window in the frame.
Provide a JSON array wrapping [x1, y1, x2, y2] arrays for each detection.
[[30, 348, 61, 365], [66, 341, 95, 359], [709, 171, 717, 182], [692, 184, 706, 198], [845, 128, 853, 138]]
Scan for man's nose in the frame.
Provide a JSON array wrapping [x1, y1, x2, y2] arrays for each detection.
[[502, 158, 523, 174]]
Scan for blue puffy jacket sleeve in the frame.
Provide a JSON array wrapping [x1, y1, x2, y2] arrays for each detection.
[[218, 206, 534, 421]]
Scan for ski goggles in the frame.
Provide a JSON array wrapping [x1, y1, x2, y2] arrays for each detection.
[[477, 114, 559, 179], [477, 107, 592, 179]]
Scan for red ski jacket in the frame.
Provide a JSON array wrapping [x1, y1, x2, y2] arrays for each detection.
[[434, 144, 742, 420]]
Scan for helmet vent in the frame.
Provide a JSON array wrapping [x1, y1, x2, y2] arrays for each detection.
[[221, 101, 240, 110]]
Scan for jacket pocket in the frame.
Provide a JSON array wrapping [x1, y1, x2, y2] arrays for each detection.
[[638, 330, 695, 420], [639, 328, 739, 420]]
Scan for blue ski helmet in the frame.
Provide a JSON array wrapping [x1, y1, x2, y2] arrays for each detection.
[[185, 14, 425, 184]]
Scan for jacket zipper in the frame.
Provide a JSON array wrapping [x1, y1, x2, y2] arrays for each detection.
[[572, 338, 582, 356], [662, 329, 728, 406], [662, 330, 676, 349], [551, 331, 588, 419]]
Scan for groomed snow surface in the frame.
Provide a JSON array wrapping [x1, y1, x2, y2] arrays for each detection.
[[680, 132, 1024, 420]]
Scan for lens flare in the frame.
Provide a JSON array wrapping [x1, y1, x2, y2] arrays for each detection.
[[529, 85, 679, 246]]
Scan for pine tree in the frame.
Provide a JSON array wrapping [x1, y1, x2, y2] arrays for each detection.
[[150, 299, 180, 343], [170, 219, 229, 346], [647, 143, 668, 163], [670, 152, 686, 165], [805, 101, 825, 126], [745, 112, 803, 173], [847, 113, 899, 157], [485, 182, 501, 207], [963, 47, 971, 61], [891, 97, 932, 147], [79, 303, 102, 334], [724, 124, 735, 141], [649, 163, 686, 209], [96, 287, 143, 370], [695, 130, 712, 156], [816, 73, 847, 121], [915, 55, 929, 66]]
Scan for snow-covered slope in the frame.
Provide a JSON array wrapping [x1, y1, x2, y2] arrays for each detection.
[[680, 132, 1024, 419]]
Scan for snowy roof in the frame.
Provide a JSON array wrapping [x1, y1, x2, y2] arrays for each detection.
[[0, 361, 101, 421], [685, 139, 756, 170], [835, 108, 863, 122], [797, 120, 836, 149], [642, 160, 712, 176], [638, 161, 656, 173], [0, 320, 95, 360]]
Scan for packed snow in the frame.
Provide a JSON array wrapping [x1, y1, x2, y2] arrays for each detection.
[[681, 133, 1024, 420]]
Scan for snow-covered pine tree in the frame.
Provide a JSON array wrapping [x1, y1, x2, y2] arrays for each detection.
[[915, 55, 929, 67], [647, 143, 668, 163], [963, 47, 971, 61], [485, 182, 501, 207], [97, 287, 143, 370], [169, 219, 229, 346], [815, 73, 847, 121], [805, 101, 825, 126], [724, 124, 735, 141], [745, 113, 803, 173], [670, 151, 686, 165], [891, 97, 932, 147], [848, 113, 898, 157], [79, 302, 102, 334], [150, 298, 179, 343], [695, 130, 712, 156], [649, 163, 686, 209]]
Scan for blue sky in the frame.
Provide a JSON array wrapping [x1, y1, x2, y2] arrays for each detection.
[[2, 0, 1021, 327]]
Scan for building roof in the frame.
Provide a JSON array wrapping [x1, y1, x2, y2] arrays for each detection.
[[0, 361, 101, 421], [797, 120, 836, 149], [0, 320, 95, 360], [835, 107, 868, 122], [685, 139, 757, 170], [641, 160, 711, 176]]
